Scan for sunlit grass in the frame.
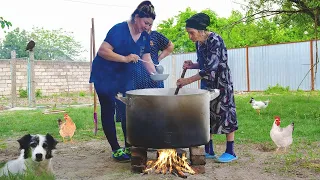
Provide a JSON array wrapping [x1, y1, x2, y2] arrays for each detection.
[[0, 90, 319, 177]]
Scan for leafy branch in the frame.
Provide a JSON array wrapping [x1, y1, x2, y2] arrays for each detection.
[[0, 17, 12, 29]]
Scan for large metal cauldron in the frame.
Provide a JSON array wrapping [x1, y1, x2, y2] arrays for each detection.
[[117, 88, 219, 149]]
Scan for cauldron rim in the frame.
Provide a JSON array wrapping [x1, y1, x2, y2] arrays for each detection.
[[126, 88, 209, 96]]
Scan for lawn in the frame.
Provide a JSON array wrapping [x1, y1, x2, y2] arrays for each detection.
[[0, 90, 319, 144], [0, 89, 319, 177]]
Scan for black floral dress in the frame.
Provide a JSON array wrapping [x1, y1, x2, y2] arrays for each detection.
[[197, 32, 238, 134]]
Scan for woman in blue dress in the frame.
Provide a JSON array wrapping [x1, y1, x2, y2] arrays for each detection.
[[89, 2, 156, 162], [115, 0, 174, 122], [176, 13, 239, 163]]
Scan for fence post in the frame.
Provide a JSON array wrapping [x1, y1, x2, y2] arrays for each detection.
[[171, 54, 176, 88], [10, 51, 17, 108], [310, 40, 315, 91], [246, 46, 250, 92], [29, 51, 36, 107]]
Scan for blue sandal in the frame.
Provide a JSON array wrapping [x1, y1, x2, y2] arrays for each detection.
[[216, 153, 238, 163], [205, 153, 217, 159]]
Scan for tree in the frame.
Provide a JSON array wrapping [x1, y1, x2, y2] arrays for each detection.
[[156, 8, 280, 52], [243, 0, 320, 24], [156, 6, 319, 53], [0, 27, 86, 60], [0, 17, 12, 30], [242, 0, 320, 90], [0, 28, 28, 59], [157, 7, 198, 53], [30, 27, 85, 60], [239, 0, 319, 42]]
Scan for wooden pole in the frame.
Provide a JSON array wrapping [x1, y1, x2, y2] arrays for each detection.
[[92, 18, 97, 113], [245, 46, 250, 92], [89, 27, 93, 94], [310, 40, 315, 91], [10, 51, 16, 108], [92, 18, 98, 135]]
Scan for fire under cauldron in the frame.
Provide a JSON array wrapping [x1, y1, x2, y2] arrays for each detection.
[[116, 88, 220, 149]]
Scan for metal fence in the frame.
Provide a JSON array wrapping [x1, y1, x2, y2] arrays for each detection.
[[161, 40, 319, 91]]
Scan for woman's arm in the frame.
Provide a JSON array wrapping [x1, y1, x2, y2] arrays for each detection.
[[141, 53, 157, 74], [198, 35, 226, 80], [97, 41, 139, 63], [177, 35, 227, 87], [184, 60, 200, 69], [176, 73, 202, 87], [158, 41, 174, 62]]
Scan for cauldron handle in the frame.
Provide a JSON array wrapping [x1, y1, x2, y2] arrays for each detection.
[[115, 93, 131, 106], [174, 69, 187, 95]]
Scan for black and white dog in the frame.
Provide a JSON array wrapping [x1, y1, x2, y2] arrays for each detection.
[[0, 134, 58, 176]]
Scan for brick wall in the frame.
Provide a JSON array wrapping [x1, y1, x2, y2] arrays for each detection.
[[0, 59, 92, 96], [0, 60, 11, 96]]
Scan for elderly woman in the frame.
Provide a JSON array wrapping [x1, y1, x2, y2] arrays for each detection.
[[176, 13, 238, 163], [89, 2, 157, 162]]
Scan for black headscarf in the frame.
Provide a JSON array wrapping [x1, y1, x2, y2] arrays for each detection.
[[185, 13, 210, 30]]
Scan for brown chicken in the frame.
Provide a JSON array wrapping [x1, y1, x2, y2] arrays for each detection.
[[58, 113, 76, 143]]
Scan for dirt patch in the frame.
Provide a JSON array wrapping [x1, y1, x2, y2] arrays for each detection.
[[1, 139, 319, 180], [0, 96, 93, 108]]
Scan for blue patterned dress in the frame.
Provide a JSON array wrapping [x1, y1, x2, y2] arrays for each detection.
[[132, 31, 170, 89], [115, 31, 170, 122], [197, 32, 238, 134]]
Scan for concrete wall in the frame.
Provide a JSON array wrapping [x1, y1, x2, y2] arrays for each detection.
[[0, 59, 91, 96]]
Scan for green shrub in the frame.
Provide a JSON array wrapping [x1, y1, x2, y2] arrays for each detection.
[[79, 91, 86, 97], [19, 88, 28, 98], [36, 89, 42, 98], [264, 84, 290, 94]]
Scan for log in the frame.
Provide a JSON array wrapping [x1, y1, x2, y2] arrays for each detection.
[[131, 165, 146, 173], [173, 164, 187, 178], [176, 148, 187, 158], [192, 165, 205, 174]]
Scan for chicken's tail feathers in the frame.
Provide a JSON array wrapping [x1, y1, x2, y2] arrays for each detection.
[[291, 122, 294, 131]]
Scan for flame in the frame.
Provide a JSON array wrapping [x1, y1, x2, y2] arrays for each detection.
[[144, 149, 195, 176]]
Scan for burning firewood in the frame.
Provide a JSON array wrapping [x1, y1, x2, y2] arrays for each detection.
[[144, 149, 195, 178], [173, 164, 187, 178]]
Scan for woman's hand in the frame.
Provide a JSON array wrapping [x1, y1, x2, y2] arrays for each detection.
[[141, 53, 157, 75], [124, 54, 140, 63], [176, 78, 192, 88], [183, 60, 195, 69]]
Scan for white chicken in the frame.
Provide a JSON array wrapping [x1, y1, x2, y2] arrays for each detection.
[[270, 116, 294, 152], [249, 97, 270, 115]]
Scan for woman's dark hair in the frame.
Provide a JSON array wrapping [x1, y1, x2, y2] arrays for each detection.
[[131, 1, 156, 22]]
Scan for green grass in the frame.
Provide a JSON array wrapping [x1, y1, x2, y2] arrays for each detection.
[[0, 91, 319, 145], [0, 169, 55, 180], [0, 106, 111, 142], [0, 91, 319, 177]]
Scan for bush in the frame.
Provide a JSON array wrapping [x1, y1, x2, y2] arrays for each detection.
[[36, 89, 42, 97], [264, 84, 290, 94], [19, 88, 28, 98], [79, 91, 86, 97]]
